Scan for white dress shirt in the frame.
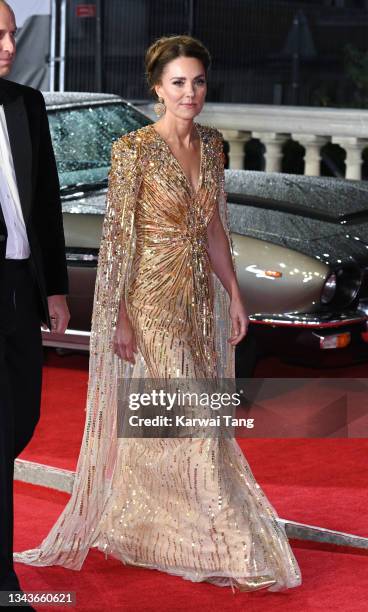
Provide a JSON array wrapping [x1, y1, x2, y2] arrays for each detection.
[[0, 105, 30, 259]]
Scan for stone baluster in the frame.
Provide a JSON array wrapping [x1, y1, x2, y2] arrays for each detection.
[[220, 130, 251, 170], [331, 136, 368, 180], [252, 132, 289, 173], [293, 134, 329, 176]]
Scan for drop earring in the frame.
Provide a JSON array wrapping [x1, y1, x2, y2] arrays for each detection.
[[154, 97, 166, 117]]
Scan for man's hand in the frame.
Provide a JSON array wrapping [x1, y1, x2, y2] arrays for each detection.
[[43, 295, 70, 334]]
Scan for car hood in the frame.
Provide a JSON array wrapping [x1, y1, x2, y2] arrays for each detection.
[[62, 170, 368, 267], [226, 170, 368, 267]]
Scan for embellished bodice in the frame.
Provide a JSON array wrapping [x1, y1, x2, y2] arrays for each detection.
[[123, 124, 224, 331]]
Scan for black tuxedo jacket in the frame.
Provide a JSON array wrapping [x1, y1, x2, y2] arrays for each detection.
[[0, 78, 68, 329]]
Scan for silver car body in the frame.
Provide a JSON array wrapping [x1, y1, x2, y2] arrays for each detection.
[[42, 93, 368, 362]]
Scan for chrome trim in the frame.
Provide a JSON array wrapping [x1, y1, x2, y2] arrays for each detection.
[[65, 252, 99, 262], [61, 188, 107, 201], [46, 97, 122, 112], [45, 96, 136, 112], [249, 311, 367, 328], [42, 328, 90, 351], [43, 315, 368, 350], [358, 299, 368, 316], [320, 272, 337, 304]]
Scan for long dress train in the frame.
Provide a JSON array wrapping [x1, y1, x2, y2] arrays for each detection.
[[14, 124, 302, 592]]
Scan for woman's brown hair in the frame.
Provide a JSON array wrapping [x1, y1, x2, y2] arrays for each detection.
[[145, 35, 211, 98]]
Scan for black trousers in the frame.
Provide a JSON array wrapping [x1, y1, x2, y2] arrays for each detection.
[[0, 259, 42, 585]]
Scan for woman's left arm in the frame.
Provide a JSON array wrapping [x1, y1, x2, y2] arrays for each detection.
[[207, 205, 249, 345]]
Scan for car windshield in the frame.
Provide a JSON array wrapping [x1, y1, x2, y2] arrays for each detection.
[[47, 102, 151, 189]]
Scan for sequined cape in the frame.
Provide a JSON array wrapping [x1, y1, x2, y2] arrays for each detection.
[[14, 124, 301, 592]]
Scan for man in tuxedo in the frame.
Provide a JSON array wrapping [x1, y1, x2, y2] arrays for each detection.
[[0, 0, 70, 598]]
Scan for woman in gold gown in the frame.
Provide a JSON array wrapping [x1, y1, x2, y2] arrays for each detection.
[[15, 36, 302, 593]]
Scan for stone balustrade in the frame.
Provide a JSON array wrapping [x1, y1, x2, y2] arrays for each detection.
[[138, 101, 368, 180]]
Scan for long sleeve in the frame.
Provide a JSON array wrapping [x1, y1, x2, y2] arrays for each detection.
[[91, 133, 143, 349], [212, 129, 235, 379], [32, 89, 68, 296]]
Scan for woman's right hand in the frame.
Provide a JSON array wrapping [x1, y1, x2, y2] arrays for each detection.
[[113, 315, 138, 364]]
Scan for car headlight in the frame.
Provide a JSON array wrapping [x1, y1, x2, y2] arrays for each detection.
[[321, 273, 337, 304]]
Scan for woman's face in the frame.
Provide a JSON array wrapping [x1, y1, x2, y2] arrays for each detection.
[[155, 56, 207, 121]]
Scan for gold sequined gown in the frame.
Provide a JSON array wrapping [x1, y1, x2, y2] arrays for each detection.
[[15, 124, 301, 592]]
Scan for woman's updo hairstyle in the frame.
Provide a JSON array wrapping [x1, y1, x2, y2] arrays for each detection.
[[145, 35, 211, 99]]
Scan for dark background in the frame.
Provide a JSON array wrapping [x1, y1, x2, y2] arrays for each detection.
[[65, 0, 368, 108]]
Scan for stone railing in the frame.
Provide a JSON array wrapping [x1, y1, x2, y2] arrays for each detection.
[[138, 102, 368, 180]]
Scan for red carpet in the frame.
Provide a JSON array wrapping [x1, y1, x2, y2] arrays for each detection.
[[14, 350, 368, 611], [19, 352, 89, 471], [19, 351, 368, 470]]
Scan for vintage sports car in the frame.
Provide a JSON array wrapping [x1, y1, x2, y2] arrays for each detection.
[[43, 93, 368, 373]]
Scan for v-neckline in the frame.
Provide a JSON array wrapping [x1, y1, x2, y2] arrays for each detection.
[[150, 123, 203, 196]]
